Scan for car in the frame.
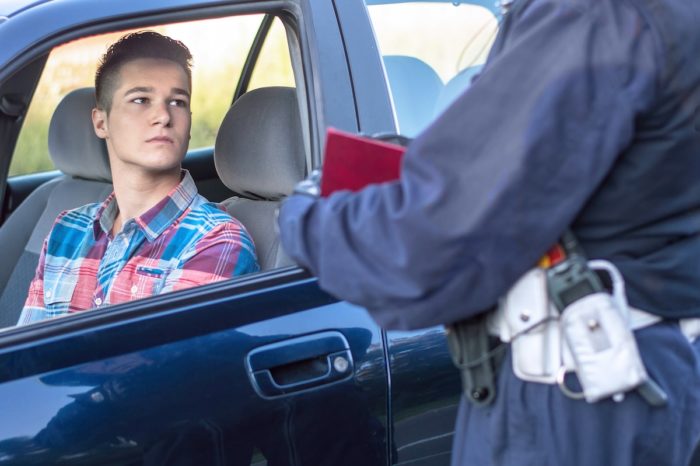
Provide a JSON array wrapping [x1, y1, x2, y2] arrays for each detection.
[[0, 0, 500, 464]]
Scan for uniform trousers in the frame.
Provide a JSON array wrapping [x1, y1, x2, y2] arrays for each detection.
[[451, 321, 700, 466]]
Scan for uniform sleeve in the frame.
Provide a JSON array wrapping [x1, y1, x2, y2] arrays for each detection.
[[278, 0, 662, 330], [16, 237, 49, 326], [161, 221, 259, 293]]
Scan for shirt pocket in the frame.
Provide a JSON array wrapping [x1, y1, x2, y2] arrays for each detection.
[[130, 266, 167, 297]]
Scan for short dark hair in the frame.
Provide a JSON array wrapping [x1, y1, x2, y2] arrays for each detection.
[[95, 31, 193, 112]]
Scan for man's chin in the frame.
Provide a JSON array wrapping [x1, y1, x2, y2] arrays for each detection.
[[140, 154, 186, 174]]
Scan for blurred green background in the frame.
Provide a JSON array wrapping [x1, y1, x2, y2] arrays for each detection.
[[11, 16, 294, 177]]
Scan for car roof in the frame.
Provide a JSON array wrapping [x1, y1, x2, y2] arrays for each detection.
[[0, 0, 252, 73], [366, 0, 495, 6], [0, 0, 52, 17]]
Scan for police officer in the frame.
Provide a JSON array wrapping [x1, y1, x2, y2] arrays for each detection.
[[277, 0, 700, 463]]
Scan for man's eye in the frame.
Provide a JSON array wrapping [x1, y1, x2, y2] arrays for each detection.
[[132, 97, 148, 104], [169, 99, 189, 107]]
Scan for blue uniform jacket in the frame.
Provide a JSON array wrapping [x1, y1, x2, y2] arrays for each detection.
[[279, 0, 700, 330]]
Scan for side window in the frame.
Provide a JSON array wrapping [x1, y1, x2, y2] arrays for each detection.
[[6, 13, 303, 330], [364, 1, 499, 137], [247, 17, 295, 90], [10, 16, 266, 177]]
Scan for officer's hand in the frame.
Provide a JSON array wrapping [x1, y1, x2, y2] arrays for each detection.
[[275, 169, 322, 237], [293, 169, 322, 198]]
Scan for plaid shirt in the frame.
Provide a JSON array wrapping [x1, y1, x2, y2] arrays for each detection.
[[18, 171, 259, 325]]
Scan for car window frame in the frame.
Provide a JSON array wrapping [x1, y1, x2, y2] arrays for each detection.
[[233, 13, 275, 103], [0, 0, 305, 208], [0, 266, 314, 367], [0, 2, 314, 341]]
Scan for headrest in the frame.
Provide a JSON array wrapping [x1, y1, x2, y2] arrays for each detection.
[[214, 87, 305, 200], [383, 55, 443, 137], [48, 87, 111, 182], [434, 64, 483, 115]]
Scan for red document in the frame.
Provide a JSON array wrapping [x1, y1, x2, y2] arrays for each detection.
[[320, 127, 405, 197]]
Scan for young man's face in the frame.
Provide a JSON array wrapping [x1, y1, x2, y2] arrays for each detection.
[[92, 57, 191, 178]]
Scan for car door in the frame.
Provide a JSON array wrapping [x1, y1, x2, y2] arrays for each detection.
[[0, 271, 389, 465], [0, 1, 390, 464]]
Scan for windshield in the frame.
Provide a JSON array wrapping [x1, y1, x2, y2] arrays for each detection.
[[364, 1, 500, 137]]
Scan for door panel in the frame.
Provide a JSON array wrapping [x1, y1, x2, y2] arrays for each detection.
[[0, 280, 388, 465], [387, 328, 461, 466]]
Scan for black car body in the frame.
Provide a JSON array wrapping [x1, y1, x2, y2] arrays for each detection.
[[0, 0, 498, 463]]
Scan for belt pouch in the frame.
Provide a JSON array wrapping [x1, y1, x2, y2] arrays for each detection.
[[501, 268, 560, 383], [560, 292, 648, 403]]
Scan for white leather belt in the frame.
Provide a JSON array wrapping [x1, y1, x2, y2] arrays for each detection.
[[487, 266, 700, 385], [627, 306, 662, 329]]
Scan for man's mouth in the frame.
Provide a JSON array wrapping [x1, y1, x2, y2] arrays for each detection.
[[147, 136, 174, 144]]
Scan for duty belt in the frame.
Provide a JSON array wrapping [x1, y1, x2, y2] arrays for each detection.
[[448, 231, 698, 407]]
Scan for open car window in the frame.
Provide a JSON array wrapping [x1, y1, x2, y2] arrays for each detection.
[[10, 15, 296, 177], [248, 18, 295, 91], [1, 12, 301, 331], [364, 1, 500, 137]]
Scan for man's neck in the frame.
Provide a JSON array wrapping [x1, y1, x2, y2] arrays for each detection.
[[111, 168, 182, 235]]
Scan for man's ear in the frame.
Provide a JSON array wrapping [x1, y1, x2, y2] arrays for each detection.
[[92, 107, 108, 139]]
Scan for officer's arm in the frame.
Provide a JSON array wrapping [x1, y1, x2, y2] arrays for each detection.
[[278, 0, 661, 330]]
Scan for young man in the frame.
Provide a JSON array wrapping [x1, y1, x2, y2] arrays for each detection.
[[18, 31, 258, 325]]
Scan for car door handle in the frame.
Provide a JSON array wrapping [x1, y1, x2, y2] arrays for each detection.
[[246, 331, 354, 398]]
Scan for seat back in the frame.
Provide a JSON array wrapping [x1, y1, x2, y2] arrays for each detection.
[[214, 86, 305, 270], [382, 55, 444, 137], [434, 64, 483, 115], [0, 87, 113, 327]]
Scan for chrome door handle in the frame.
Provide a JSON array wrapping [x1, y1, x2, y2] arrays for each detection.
[[246, 331, 354, 398]]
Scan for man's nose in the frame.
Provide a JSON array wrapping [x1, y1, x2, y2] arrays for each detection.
[[151, 101, 172, 126]]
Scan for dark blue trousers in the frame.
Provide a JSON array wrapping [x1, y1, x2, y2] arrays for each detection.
[[451, 322, 700, 466]]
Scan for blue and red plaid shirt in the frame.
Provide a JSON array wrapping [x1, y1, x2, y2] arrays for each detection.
[[18, 170, 259, 325]]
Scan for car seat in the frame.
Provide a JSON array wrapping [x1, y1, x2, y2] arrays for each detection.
[[0, 87, 113, 327], [434, 64, 483, 115], [382, 55, 444, 138], [214, 86, 305, 270]]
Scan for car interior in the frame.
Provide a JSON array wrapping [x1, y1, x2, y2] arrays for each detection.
[[0, 13, 309, 328], [0, 3, 490, 329], [382, 54, 482, 137], [214, 85, 304, 270], [0, 87, 114, 327]]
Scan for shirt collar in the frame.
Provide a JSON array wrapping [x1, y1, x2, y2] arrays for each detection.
[[94, 170, 198, 242]]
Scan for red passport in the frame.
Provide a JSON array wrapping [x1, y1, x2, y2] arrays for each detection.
[[320, 127, 405, 197]]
